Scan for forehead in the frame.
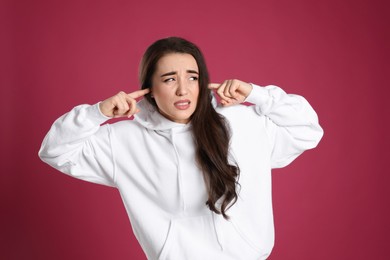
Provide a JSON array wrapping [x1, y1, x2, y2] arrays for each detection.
[[156, 53, 198, 72]]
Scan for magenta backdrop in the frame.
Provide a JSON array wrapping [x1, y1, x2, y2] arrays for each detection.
[[1, 0, 389, 259]]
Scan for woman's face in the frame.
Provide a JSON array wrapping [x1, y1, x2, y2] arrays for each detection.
[[151, 53, 200, 124]]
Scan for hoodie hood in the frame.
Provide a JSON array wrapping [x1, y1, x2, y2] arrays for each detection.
[[133, 99, 186, 131], [133, 92, 218, 131]]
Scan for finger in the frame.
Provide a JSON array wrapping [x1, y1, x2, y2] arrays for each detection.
[[224, 80, 234, 98], [218, 80, 232, 102], [117, 93, 137, 118], [112, 92, 128, 117], [128, 88, 150, 99], [208, 83, 221, 89], [228, 80, 241, 100], [118, 92, 130, 115], [220, 98, 234, 107], [126, 98, 138, 117]]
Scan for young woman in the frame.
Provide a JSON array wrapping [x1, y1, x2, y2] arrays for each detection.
[[39, 37, 323, 260]]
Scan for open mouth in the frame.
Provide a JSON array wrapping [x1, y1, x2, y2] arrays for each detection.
[[174, 100, 191, 109]]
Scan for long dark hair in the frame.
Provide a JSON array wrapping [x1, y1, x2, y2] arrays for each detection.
[[139, 37, 240, 219]]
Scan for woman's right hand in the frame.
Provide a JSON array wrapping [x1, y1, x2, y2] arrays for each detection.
[[99, 89, 150, 118]]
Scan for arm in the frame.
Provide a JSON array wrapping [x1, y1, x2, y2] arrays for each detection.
[[245, 84, 323, 168], [38, 104, 116, 186], [209, 80, 324, 168], [38, 89, 150, 186]]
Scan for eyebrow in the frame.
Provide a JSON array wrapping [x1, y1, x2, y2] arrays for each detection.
[[160, 70, 199, 77]]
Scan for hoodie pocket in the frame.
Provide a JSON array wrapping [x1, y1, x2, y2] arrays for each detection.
[[157, 214, 223, 260], [158, 214, 265, 260], [158, 220, 176, 260], [213, 215, 266, 259]]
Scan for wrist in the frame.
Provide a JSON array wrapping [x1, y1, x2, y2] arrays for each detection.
[[98, 102, 113, 119], [243, 82, 253, 99]]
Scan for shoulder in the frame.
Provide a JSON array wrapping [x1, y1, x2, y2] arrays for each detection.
[[216, 104, 262, 123], [106, 119, 145, 135], [216, 104, 267, 135]]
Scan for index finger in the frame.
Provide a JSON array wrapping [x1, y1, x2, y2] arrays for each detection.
[[128, 88, 150, 99], [208, 83, 221, 89]]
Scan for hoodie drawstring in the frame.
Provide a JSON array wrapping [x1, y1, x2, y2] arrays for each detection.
[[170, 130, 186, 212]]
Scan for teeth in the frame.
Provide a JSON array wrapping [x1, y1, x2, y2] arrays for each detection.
[[176, 102, 189, 105]]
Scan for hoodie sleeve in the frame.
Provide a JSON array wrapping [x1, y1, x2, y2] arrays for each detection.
[[245, 84, 324, 169], [38, 103, 116, 187]]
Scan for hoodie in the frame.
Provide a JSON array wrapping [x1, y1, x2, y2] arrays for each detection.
[[39, 84, 323, 260]]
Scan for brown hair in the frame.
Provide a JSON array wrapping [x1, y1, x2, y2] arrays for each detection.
[[139, 37, 240, 219]]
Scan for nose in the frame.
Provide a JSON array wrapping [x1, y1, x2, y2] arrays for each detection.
[[176, 79, 188, 96]]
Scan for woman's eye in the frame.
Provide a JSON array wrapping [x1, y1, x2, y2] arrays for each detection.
[[163, 78, 174, 83], [189, 76, 198, 81]]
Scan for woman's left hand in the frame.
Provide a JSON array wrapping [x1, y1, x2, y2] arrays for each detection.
[[209, 79, 253, 106]]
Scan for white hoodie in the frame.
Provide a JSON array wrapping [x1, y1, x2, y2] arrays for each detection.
[[39, 84, 323, 260]]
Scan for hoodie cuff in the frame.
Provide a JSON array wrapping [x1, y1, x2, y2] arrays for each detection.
[[88, 103, 113, 124], [245, 84, 271, 105]]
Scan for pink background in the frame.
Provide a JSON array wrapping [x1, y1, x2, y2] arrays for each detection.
[[1, 0, 389, 259]]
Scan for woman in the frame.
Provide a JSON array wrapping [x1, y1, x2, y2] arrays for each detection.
[[39, 37, 323, 260]]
